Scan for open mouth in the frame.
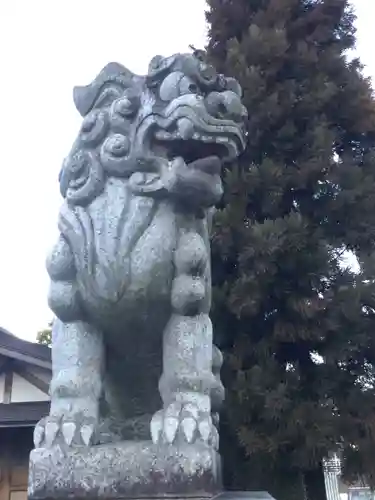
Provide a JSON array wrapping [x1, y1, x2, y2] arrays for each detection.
[[154, 128, 240, 165], [164, 138, 229, 164]]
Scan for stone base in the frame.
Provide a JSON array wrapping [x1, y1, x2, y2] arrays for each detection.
[[217, 492, 276, 500], [28, 440, 222, 500]]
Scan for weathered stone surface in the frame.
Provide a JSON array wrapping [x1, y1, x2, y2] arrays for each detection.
[[28, 441, 221, 499], [29, 49, 247, 500], [216, 492, 277, 500]]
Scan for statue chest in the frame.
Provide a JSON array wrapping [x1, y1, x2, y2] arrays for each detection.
[[59, 179, 178, 318]]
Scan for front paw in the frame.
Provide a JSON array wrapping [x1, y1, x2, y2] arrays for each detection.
[[34, 415, 98, 448], [150, 402, 219, 449]]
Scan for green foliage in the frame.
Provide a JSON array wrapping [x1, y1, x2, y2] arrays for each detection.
[[36, 321, 52, 346], [206, 0, 375, 497]]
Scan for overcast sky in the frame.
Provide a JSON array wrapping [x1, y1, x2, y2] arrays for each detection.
[[0, 1, 374, 341]]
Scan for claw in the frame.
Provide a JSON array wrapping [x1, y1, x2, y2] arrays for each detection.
[[181, 417, 197, 443], [210, 424, 219, 450], [198, 418, 211, 442], [151, 403, 216, 447], [45, 421, 59, 447], [164, 417, 179, 443], [80, 423, 94, 446], [62, 422, 76, 445], [150, 413, 163, 444], [33, 424, 44, 448]]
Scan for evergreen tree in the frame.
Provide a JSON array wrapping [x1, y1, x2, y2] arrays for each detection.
[[206, 1, 375, 498], [36, 321, 52, 346]]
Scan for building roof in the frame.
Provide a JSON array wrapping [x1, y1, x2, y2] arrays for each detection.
[[0, 327, 51, 427], [0, 327, 51, 369]]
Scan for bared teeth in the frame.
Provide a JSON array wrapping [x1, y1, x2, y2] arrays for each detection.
[[155, 130, 173, 140], [156, 127, 232, 151]]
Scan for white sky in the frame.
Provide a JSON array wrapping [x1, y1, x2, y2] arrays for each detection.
[[0, 1, 373, 341]]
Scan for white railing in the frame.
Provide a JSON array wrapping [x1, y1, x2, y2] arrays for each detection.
[[323, 454, 342, 500]]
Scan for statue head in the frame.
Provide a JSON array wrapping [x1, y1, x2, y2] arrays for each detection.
[[59, 51, 247, 206]]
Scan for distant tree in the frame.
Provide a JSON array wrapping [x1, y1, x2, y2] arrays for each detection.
[[206, 0, 375, 498], [36, 320, 52, 346]]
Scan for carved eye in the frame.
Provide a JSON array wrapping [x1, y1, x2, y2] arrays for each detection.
[[179, 77, 200, 96], [159, 72, 202, 101]]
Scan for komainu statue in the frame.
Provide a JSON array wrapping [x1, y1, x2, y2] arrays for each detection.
[[34, 51, 246, 452]]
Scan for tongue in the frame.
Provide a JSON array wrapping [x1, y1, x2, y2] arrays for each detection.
[[188, 155, 221, 175]]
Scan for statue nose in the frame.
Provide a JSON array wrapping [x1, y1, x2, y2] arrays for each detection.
[[205, 90, 248, 123]]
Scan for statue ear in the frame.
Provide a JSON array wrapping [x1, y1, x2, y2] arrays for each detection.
[[73, 62, 137, 116]]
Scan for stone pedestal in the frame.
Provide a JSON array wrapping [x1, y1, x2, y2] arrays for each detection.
[[28, 441, 221, 500], [28, 442, 276, 500], [217, 492, 276, 500]]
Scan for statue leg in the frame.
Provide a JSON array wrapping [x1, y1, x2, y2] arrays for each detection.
[[151, 227, 218, 449], [34, 236, 104, 449]]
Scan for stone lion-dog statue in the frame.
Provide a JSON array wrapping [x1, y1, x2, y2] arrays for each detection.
[[34, 50, 247, 450]]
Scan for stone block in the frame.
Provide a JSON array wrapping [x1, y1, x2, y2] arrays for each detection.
[[216, 491, 277, 500], [28, 440, 221, 500]]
